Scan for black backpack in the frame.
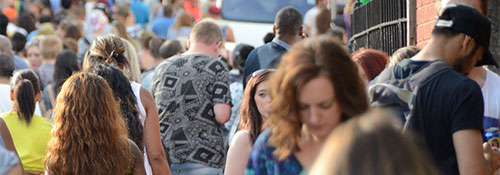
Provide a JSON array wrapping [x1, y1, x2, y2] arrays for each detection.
[[368, 59, 452, 132]]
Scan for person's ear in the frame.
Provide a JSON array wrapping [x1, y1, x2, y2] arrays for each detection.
[[187, 40, 191, 50], [299, 25, 304, 37], [273, 25, 276, 35], [35, 92, 42, 102], [9, 91, 13, 101], [461, 35, 475, 54]]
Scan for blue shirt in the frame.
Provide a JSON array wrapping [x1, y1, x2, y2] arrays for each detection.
[[13, 55, 29, 70], [246, 130, 306, 175], [130, 0, 150, 25], [151, 17, 175, 39]]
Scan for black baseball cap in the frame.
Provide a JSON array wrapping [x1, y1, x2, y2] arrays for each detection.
[[435, 4, 498, 67]]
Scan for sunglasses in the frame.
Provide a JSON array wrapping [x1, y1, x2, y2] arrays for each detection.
[[251, 69, 276, 78]]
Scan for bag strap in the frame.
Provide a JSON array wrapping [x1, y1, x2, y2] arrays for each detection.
[[47, 84, 56, 106], [370, 60, 452, 132], [407, 60, 451, 86]]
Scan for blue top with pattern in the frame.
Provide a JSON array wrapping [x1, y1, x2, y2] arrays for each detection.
[[245, 130, 306, 175]]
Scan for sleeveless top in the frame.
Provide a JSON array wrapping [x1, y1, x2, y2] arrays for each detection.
[[130, 82, 152, 175], [1, 112, 52, 172]]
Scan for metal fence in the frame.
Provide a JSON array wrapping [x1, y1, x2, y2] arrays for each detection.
[[349, 0, 408, 55]]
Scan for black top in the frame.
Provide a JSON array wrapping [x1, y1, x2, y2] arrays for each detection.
[[391, 60, 484, 174], [242, 42, 287, 88]]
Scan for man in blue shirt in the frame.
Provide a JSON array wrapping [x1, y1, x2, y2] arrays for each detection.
[[242, 7, 303, 88], [151, 5, 175, 39], [130, 0, 150, 26]]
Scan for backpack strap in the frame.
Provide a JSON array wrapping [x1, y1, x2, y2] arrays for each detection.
[[407, 60, 451, 86], [369, 59, 452, 132]]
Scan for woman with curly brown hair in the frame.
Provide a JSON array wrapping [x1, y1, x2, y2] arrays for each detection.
[[83, 34, 170, 175], [45, 72, 145, 175], [225, 69, 274, 175], [245, 36, 369, 174]]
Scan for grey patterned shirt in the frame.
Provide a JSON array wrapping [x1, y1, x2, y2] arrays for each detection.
[[151, 54, 231, 168]]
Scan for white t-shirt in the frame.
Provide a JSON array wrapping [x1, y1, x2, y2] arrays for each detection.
[[482, 69, 500, 146], [483, 69, 500, 120], [0, 84, 12, 114], [304, 7, 320, 36], [0, 84, 42, 116]]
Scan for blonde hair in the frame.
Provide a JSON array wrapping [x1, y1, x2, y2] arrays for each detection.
[[83, 34, 141, 83], [121, 38, 142, 83], [40, 35, 63, 60], [310, 110, 436, 175], [189, 21, 222, 45]]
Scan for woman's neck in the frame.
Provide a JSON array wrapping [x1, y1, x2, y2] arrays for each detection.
[[0, 77, 9, 84]]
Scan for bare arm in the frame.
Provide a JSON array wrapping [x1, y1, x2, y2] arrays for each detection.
[[6, 162, 22, 175], [225, 27, 235, 43], [0, 119, 24, 173], [224, 131, 253, 175], [131, 140, 146, 175], [214, 103, 231, 124], [453, 129, 492, 175], [140, 87, 171, 175]]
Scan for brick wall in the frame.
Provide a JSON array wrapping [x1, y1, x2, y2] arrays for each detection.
[[416, 0, 437, 48]]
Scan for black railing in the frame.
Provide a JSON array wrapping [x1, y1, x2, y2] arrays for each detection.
[[349, 0, 408, 55]]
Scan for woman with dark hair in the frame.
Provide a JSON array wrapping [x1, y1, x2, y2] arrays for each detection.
[[40, 50, 80, 119], [45, 72, 145, 175], [246, 36, 368, 174], [1, 70, 51, 175], [87, 64, 144, 150], [225, 69, 273, 175], [63, 24, 82, 41], [83, 34, 170, 175], [9, 33, 26, 57], [16, 13, 36, 34]]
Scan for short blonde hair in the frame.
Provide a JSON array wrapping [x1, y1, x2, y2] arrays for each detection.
[[40, 35, 63, 60], [189, 20, 222, 45]]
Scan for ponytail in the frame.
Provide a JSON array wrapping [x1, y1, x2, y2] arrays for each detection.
[[10, 70, 41, 124], [13, 79, 36, 124]]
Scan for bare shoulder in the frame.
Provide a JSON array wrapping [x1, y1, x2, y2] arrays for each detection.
[[230, 130, 253, 149], [139, 87, 155, 108]]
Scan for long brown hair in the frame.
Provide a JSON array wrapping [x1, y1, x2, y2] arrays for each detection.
[[173, 11, 193, 31], [45, 72, 130, 175], [266, 36, 368, 161], [238, 70, 273, 143]]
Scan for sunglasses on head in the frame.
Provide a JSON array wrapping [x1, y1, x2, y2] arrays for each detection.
[[251, 69, 276, 78]]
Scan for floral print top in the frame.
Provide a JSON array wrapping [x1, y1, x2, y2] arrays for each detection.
[[245, 130, 306, 175]]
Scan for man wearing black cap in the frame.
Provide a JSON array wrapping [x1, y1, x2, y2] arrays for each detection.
[[373, 4, 499, 175]]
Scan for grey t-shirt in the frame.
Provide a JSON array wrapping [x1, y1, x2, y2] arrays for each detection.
[[151, 54, 231, 168], [38, 62, 55, 90]]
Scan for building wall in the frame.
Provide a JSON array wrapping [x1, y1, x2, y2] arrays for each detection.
[[487, 0, 500, 64], [416, 0, 437, 48]]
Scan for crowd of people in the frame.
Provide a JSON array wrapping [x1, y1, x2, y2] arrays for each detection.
[[0, 0, 498, 174]]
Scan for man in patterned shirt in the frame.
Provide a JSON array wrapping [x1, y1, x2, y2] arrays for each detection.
[[151, 21, 232, 174]]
